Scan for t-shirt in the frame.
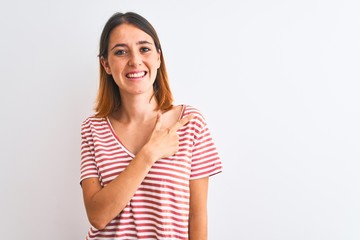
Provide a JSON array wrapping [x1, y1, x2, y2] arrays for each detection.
[[80, 105, 222, 240]]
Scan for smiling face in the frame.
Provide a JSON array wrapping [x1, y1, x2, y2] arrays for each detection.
[[101, 23, 161, 98]]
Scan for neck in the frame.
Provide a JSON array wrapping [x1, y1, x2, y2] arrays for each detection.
[[115, 92, 159, 123]]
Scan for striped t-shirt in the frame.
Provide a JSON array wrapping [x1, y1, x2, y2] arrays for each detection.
[[80, 105, 222, 240]]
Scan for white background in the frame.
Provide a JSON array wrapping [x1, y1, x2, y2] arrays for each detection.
[[0, 0, 359, 239]]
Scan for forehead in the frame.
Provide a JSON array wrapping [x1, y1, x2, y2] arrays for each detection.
[[109, 23, 155, 45]]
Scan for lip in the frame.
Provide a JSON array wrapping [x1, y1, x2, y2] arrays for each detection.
[[125, 70, 147, 81]]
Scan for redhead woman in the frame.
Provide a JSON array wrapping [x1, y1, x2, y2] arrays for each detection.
[[80, 12, 222, 240]]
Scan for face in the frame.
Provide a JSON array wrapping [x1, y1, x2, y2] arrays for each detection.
[[101, 23, 161, 97]]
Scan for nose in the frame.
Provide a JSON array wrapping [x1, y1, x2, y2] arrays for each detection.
[[128, 52, 142, 67]]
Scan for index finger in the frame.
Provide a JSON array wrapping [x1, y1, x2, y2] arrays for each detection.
[[170, 114, 194, 132]]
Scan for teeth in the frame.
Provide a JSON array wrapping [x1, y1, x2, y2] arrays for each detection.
[[127, 71, 146, 78]]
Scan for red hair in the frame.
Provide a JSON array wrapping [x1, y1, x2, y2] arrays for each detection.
[[95, 12, 173, 117]]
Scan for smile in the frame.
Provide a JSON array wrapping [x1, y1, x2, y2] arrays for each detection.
[[126, 71, 147, 79]]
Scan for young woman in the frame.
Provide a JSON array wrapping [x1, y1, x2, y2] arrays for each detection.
[[80, 12, 222, 240]]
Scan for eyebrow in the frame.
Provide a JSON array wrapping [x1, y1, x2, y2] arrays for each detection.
[[111, 41, 153, 50]]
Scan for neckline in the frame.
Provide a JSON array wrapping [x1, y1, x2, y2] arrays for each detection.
[[106, 104, 186, 158], [106, 117, 135, 158]]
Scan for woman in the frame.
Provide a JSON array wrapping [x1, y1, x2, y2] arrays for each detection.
[[80, 12, 222, 240]]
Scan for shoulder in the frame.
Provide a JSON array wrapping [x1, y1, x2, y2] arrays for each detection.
[[181, 104, 208, 126], [81, 115, 107, 133]]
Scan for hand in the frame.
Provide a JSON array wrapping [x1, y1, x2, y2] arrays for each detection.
[[143, 113, 194, 162]]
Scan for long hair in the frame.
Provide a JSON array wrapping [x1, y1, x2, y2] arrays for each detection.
[[95, 12, 173, 117]]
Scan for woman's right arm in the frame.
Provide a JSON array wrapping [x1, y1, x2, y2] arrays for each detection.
[[81, 114, 193, 230], [82, 147, 155, 230]]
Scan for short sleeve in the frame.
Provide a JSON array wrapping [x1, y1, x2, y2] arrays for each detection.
[[189, 112, 223, 180], [80, 119, 100, 184]]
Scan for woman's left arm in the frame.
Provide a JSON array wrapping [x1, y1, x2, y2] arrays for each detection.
[[189, 177, 209, 240]]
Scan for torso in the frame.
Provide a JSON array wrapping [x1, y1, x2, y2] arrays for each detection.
[[107, 105, 184, 155], [80, 104, 223, 239]]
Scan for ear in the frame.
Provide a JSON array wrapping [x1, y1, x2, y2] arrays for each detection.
[[100, 56, 112, 75]]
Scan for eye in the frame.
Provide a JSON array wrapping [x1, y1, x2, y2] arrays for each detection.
[[140, 47, 150, 53], [114, 49, 126, 56]]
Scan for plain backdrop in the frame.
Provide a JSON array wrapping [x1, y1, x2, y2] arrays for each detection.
[[0, 0, 359, 239]]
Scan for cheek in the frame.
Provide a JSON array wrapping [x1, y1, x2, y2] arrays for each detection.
[[109, 61, 126, 74]]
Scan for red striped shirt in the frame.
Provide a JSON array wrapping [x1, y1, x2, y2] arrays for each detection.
[[80, 105, 222, 240]]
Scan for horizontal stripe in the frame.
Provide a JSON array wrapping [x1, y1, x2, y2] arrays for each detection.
[[80, 105, 222, 239]]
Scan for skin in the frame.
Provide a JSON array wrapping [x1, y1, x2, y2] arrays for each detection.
[[81, 23, 209, 239]]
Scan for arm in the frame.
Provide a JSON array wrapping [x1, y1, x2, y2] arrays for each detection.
[[81, 114, 193, 230], [189, 177, 209, 240], [81, 147, 155, 230]]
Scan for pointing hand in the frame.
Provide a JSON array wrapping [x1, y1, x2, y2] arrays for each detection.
[[145, 113, 194, 161]]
